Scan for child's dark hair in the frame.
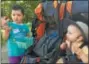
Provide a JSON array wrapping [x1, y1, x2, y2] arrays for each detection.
[[12, 4, 24, 15]]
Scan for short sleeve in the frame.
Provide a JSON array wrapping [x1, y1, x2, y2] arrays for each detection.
[[7, 21, 12, 27], [25, 25, 30, 34]]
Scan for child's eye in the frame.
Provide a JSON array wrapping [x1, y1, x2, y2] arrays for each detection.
[[17, 14, 21, 16], [13, 14, 15, 16], [68, 32, 72, 34]]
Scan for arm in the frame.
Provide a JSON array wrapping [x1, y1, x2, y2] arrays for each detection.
[[1, 17, 10, 40], [3, 26, 10, 40]]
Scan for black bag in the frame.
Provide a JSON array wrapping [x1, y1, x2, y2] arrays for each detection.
[[20, 1, 88, 64]]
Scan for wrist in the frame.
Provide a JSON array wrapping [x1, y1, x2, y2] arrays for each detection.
[[5, 27, 11, 31], [5, 29, 10, 33], [75, 48, 82, 56]]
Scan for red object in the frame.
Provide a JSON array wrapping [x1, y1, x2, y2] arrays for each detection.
[[36, 57, 40, 62]]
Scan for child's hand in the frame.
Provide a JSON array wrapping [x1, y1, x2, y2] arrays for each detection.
[[1, 16, 10, 30], [60, 42, 67, 50], [3, 25, 11, 31], [71, 43, 83, 58], [60, 40, 71, 50], [1, 16, 9, 28], [72, 44, 88, 63], [72, 44, 82, 55], [65, 40, 71, 48]]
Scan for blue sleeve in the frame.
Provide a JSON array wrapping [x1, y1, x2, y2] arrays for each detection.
[[25, 25, 30, 34], [7, 21, 13, 27]]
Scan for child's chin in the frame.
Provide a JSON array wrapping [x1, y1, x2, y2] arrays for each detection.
[[16, 21, 22, 23]]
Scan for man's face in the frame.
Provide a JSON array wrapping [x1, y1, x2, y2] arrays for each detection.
[[11, 10, 24, 23], [66, 25, 81, 42]]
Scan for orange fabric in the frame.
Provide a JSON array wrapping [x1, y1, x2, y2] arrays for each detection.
[[36, 23, 45, 40], [35, 1, 72, 40], [66, 1, 72, 15], [59, 3, 66, 20], [35, 3, 43, 22], [35, 3, 45, 40], [59, 1, 72, 20]]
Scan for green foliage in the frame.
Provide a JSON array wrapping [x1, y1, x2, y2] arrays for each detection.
[[1, 0, 40, 23]]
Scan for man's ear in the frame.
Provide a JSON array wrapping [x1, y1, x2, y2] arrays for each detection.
[[76, 36, 83, 42]]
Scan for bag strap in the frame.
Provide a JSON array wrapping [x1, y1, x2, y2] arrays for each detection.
[[58, 1, 67, 38], [58, 1, 73, 41], [50, 1, 67, 63], [31, 15, 38, 37], [35, 3, 45, 22], [66, 1, 72, 16]]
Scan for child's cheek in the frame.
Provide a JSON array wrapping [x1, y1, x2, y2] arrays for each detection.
[[66, 35, 71, 41], [68, 35, 75, 41]]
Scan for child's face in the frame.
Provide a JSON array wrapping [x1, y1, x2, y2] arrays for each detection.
[[66, 25, 82, 42], [11, 10, 24, 23]]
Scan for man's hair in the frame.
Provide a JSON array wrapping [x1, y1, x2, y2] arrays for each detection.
[[12, 4, 24, 15]]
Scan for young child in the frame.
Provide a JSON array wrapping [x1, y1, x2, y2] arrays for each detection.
[[1, 5, 33, 64], [57, 21, 88, 63]]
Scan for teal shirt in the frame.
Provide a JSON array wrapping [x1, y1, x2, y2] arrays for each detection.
[[7, 21, 33, 56]]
